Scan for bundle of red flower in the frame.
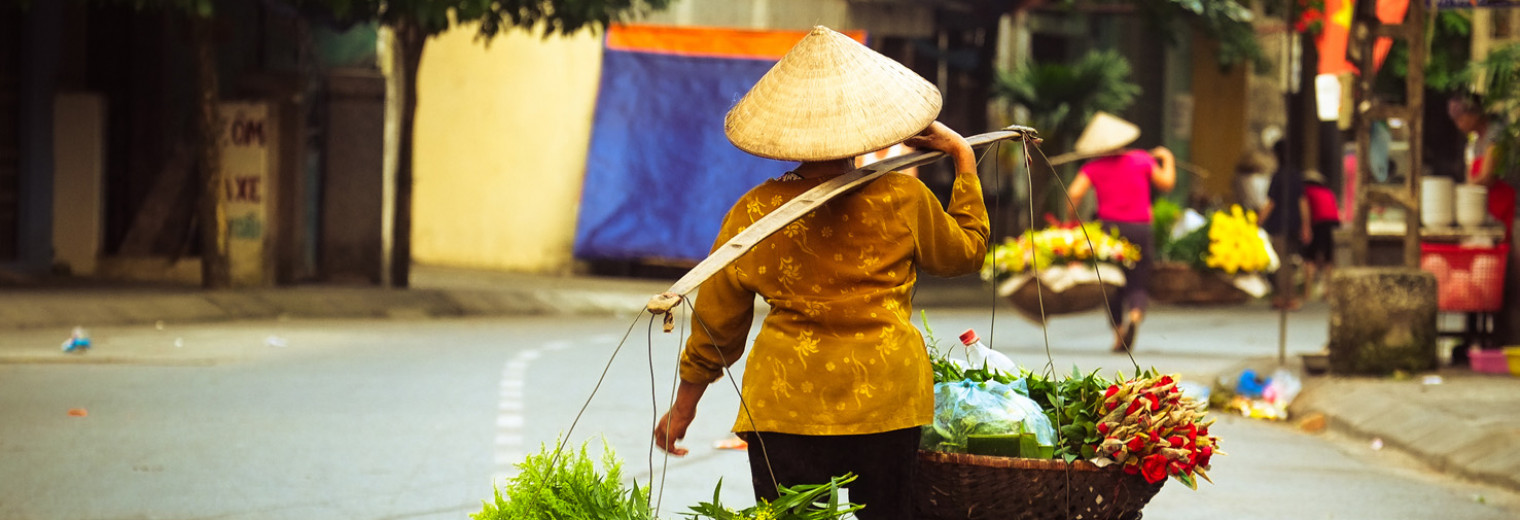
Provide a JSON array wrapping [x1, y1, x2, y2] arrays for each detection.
[[1091, 373, 1223, 489]]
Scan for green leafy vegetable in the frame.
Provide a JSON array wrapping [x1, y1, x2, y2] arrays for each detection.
[[1152, 198, 1183, 254], [1022, 366, 1111, 462], [472, 439, 652, 520], [685, 474, 863, 520]]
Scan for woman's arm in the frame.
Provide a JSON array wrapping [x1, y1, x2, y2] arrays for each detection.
[[1151, 146, 1178, 193], [904, 121, 990, 275], [654, 379, 708, 456], [1066, 172, 1092, 221], [655, 206, 756, 456], [1473, 144, 1499, 186], [1299, 196, 1313, 244]]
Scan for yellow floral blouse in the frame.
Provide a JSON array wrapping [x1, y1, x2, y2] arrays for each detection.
[[679, 171, 989, 436]]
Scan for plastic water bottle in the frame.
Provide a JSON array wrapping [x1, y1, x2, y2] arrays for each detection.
[[959, 328, 1016, 374]]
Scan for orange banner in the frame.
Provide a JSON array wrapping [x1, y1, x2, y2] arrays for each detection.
[[1315, 0, 1409, 75], [1316, 0, 1355, 75], [1373, 0, 1411, 72], [606, 24, 867, 60]]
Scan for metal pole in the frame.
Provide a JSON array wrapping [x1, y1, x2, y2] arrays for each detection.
[[1280, 1, 1299, 367]]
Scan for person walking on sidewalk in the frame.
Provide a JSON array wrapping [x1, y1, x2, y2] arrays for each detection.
[[1064, 112, 1177, 352], [651, 27, 989, 520], [1262, 139, 1311, 311], [1302, 170, 1340, 301]]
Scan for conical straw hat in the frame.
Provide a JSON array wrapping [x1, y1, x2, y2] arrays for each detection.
[[724, 26, 942, 162], [1073, 111, 1140, 156]]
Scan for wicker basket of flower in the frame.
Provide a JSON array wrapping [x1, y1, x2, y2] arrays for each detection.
[[915, 359, 1223, 520], [983, 223, 1141, 323], [1150, 262, 1251, 304], [1153, 205, 1277, 304]]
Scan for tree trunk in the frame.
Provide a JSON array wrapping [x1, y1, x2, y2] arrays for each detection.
[[390, 19, 425, 288], [192, 14, 230, 289]]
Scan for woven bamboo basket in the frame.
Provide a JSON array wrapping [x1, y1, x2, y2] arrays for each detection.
[[1148, 263, 1249, 305], [1004, 278, 1119, 321], [998, 264, 1126, 323], [914, 451, 1165, 520]]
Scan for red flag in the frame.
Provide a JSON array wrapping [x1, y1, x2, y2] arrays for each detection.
[[1372, 0, 1411, 72], [1316, 0, 1355, 75], [1315, 0, 1410, 76]]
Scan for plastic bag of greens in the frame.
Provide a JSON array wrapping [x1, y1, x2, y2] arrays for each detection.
[[922, 379, 1056, 458]]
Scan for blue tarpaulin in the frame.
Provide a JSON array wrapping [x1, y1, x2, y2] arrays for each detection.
[[574, 25, 865, 263]]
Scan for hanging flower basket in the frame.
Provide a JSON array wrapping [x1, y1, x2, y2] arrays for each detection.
[[1158, 205, 1278, 304], [984, 224, 1139, 323], [998, 263, 1127, 323], [914, 451, 1164, 520], [1149, 262, 1259, 305]]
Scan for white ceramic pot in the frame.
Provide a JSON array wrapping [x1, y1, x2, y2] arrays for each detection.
[[1456, 184, 1489, 228], [1421, 177, 1455, 228]]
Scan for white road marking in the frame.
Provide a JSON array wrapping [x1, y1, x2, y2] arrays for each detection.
[[491, 334, 649, 484], [492, 340, 577, 484]]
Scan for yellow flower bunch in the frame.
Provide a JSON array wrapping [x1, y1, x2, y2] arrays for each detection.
[[981, 223, 1141, 282], [1203, 205, 1272, 274]]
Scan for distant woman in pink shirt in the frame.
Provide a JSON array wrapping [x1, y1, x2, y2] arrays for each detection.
[[1065, 112, 1177, 352], [1302, 170, 1340, 300]]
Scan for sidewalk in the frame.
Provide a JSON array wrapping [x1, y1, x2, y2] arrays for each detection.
[[0, 265, 992, 331], [1289, 368, 1520, 492], [2, 265, 1518, 492], [0, 266, 668, 331]]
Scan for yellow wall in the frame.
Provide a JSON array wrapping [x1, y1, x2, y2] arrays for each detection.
[[412, 25, 602, 274], [1189, 33, 1248, 202]]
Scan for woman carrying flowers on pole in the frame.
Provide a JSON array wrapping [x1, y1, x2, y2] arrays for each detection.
[[1064, 112, 1176, 352], [651, 26, 990, 520]]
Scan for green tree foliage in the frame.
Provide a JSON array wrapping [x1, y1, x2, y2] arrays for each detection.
[[994, 49, 1141, 151], [1134, 0, 1266, 70], [7, 0, 210, 15], [1464, 42, 1520, 179], [1424, 10, 1474, 93], [994, 49, 1140, 219], [89, 0, 213, 15], [317, 0, 673, 39], [1377, 10, 1472, 97]]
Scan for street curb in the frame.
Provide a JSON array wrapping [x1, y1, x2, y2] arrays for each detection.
[[1290, 374, 1520, 493], [0, 353, 222, 366], [0, 271, 987, 332], [0, 286, 656, 333]]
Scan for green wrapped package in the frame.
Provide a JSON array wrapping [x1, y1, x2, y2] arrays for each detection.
[[966, 431, 1056, 459], [925, 380, 1059, 458], [1020, 432, 1055, 459], [966, 433, 1023, 457]]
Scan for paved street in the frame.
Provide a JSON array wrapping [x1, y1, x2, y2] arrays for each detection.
[[2, 310, 1518, 519]]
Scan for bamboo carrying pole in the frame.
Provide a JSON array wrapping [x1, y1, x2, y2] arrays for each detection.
[[1045, 150, 1211, 179], [646, 125, 1041, 331]]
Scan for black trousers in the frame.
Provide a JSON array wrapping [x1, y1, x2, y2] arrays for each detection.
[[1104, 220, 1155, 326], [742, 428, 920, 520]]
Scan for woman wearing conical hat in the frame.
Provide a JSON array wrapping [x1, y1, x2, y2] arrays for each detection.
[[652, 26, 989, 519], [1064, 112, 1176, 352]]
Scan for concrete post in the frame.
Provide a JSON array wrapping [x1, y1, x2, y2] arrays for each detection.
[[1328, 267, 1439, 374]]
